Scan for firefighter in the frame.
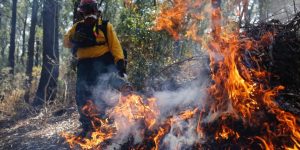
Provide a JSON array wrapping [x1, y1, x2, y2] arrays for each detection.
[[63, 0, 128, 137]]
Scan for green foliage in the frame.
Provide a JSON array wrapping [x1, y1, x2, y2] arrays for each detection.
[[116, 6, 180, 90], [101, 0, 123, 25]]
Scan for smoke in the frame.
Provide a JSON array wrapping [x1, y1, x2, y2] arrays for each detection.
[[64, 0, 300, 149], [154, 79, 208, 117], [80, 54, 210, 148], [76, 1, 212, 146], [162, 118, 202, 149]]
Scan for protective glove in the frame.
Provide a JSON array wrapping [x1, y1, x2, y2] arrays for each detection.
[[116, 59, 126, 77], [70, 57, 78, 71]]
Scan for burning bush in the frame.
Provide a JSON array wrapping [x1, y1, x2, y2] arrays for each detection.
[[62, 1, 300, 149]]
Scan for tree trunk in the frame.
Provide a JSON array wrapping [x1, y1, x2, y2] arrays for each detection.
[[259, 0, 267, 21], [33, 0, 59, 107], [0, 10, 3, 59], [35, 40, 41, 66], [0, 10, 2, 31], [8, 0, 17, 74], [21, 6, 29, 65], [24, 0, 39, 103], [293, 0, 297, 13], [54, 0, 60, 74], [1, 40, 6, 60], [242, 0, 250, 25]]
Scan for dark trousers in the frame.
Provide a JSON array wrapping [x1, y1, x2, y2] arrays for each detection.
[[76, 52, 116, 130]]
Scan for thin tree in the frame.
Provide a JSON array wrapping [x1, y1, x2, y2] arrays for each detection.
[[33, 0, 59, 107], [20, 2, 29, 65], [0, 8, 2, 32], [8, 0, 18, 74], [35, 40, 41, 66], [0, 7, 3, 59], [259, 0, 267, 21], [24, 0, 39, 103], [54, 0, 59, 78]]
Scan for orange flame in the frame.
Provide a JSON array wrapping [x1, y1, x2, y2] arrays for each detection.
[[215, 125, 240, 140], [62, 0, 300, 149], [154, 0, 300, 149], [153, 0, 189, 40], [109, 94, 159, 130], [153, 127, 166, 150], [62, 94, 159, 149], [61, 100, 116, 149]]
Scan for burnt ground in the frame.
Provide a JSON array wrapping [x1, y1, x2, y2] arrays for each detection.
[[0, 97, 299, 150], [0, 107, 80, 150]]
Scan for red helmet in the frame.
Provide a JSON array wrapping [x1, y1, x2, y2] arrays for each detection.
[[78, 0, 98, 14], [80, 0, 97, 5]]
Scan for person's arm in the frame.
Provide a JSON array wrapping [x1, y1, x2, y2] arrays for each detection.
[[107, 23, 124, 63], [63, 24, 77, 48]]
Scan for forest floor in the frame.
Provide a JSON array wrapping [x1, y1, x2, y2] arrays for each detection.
[[0, 95, 299, 150], [0, 106, 80, 150]]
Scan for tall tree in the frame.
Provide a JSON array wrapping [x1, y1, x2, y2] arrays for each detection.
[[54, 0, 60, 74], [0, 8, 2, 31], [8, 0, 17, 74], [35, 40, 41, 66], [20, 2, 29, 65], [33, 0, 59, 107], [24, 0, 39, 103], [259, 0, 267, 21], [0, 6, 4, 59]]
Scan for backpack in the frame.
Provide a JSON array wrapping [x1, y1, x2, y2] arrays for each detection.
[[72, 20, 127, 66]]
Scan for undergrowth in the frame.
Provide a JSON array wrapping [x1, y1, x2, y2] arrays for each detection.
[[0, 62, 77, 120]]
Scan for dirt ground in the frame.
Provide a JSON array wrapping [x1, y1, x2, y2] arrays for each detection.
[[0, 107, 80, 150]]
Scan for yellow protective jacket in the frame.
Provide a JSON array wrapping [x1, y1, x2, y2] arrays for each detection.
[[63, 19, 124, 63]]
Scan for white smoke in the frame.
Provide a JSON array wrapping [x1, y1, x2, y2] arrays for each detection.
[[88, 49, 210, 149], [154, 80, 208, 117], [162, 118, 201, 149]]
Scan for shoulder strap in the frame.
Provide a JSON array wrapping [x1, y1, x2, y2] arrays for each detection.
[[98, 20, 127, 65], [75, 21, 84, 31], [98, 20, 109, 44]]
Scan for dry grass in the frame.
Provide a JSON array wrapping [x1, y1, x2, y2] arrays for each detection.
[[0, 68, 28, 117], [0, 64, 76, 119], [0, 89, 25, 117]]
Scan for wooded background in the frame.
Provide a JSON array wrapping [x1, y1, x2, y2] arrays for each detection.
[[0, 0, 299, 116]]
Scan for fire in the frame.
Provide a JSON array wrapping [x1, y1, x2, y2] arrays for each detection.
[[153, 0, 207, 40], [153, 0, 300, 149], [153, 127, 166, 150], [109, 94, 159, 130], [215, 125, 240, 140], [61, 100, 116, 149], [153, 0, 188, 40], [62, 0, 300, 149], [62, 94, 160, 149]]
